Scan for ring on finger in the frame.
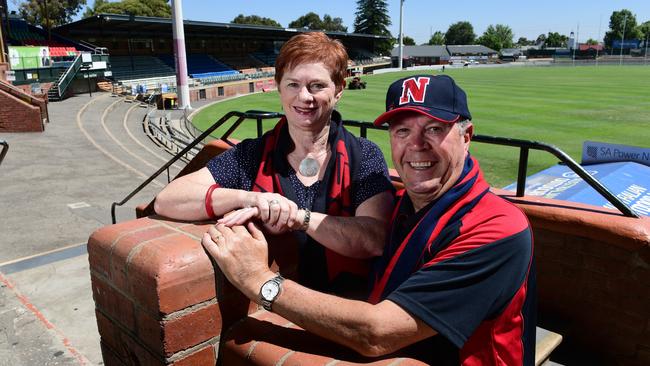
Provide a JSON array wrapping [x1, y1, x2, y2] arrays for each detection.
[[268, 199, 280, 207], [214, 234, 224, 242]]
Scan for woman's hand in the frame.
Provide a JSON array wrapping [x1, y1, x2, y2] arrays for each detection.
[[217, 192, 301, 234]]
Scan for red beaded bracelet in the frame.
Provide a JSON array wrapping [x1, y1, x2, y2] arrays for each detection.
[[205, 183, 219, 219]]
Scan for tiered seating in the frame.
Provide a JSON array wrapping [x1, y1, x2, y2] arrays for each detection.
[[110, 55, 176, 81], [217, 54, 267, 69], [250, 51, 277, 66], [157, 54, 236, 77], [49, 47, 79, 57]]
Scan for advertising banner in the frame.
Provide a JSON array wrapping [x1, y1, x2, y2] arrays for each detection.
[[582, 141, 650, 167], [503, 161, 650, 216], [8, 46, 51, 69]]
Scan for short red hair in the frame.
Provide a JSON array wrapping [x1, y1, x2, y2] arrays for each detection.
[[275, 32, 348, 92]]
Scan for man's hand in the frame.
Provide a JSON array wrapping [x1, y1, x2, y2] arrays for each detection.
[[202, 222, 275, 299]]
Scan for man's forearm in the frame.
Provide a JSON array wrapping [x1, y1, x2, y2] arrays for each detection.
[[307, 214, 387, 258]]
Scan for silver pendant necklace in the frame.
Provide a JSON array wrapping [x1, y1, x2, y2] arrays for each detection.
[[299, 157, 320, 177]]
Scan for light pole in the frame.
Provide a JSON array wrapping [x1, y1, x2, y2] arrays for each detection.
[[398, 0, 404, 69], [619, 14, 627, 66], [171, 0, 191, 110], [596, 15, 602, 66], [643, 32, 650, 65]]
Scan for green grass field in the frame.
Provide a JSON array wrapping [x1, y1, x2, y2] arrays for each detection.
[[192, 65, 650, 187]]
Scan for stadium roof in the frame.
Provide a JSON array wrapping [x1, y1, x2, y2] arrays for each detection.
[[446, 45, 497, 55], [390, 45, 449, 58], [54, 13, 389, 41]]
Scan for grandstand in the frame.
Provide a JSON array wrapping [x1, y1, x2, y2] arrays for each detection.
[[53, 14, 390, 85]]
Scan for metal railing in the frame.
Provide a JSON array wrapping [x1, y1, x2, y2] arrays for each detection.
[[54, 53, 82, 98], [111, 111, 639, 223], [111, 110, 282, 224], [0, 140, 8, 166]]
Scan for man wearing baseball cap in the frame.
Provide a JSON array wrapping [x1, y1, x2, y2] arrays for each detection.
[[202, 74, 536, 365]]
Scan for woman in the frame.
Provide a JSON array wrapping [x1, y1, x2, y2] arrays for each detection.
[[154, 32, 394, 292]]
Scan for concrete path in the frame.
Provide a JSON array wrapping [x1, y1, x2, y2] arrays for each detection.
[[0, 93, 208, 365]]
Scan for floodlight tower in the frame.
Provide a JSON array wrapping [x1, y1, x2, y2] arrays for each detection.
[[171, 0, 191, 110], [398, 0, 404, 69], [619, 14, 627, 66]]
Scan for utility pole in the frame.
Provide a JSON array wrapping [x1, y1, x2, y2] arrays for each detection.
[[620, 14, 627, 66], [398, 0, 404, 69], [171, 0, 191, 110]]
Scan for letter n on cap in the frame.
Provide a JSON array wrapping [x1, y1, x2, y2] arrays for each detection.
[[399, 77, 430, 105]]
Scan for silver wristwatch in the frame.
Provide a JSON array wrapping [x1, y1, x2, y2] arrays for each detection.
[[260, 274, 284, 311]]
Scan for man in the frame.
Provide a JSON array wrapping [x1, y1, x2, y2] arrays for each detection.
[[202, 74, 536, 365]]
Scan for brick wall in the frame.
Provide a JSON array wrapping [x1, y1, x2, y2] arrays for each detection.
[[0, 87, 44, 132], [88, 145, 649, 365], [493, 189, 650, 365], [189, 78, 276, 103]]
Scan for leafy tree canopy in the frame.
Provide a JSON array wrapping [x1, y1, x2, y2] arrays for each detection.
[[353, 0, 392, 55], [477, 24, 513, 51], [401, 36, 415, 46], [84, 0, 171, 18], [535, 33, 547, 45], [288, 12, 347, 32], [445, 21, 476, 45], [585, 38, 599, 45], [544, 32, 568, 48], [231, 14, 282, 28], [517, 37, 534, 46], [19, 0, 86, 28], [604, 9, 642, 47], [427, 31, 445, 45], [637, 21, 650, 42]]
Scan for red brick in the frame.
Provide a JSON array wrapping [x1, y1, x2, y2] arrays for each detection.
[[126, 233, 216, 314], [95, 309, 165, 364], [92, 275, 136, 331], [100, 341, 126, 366], [248, 341, 294, 366], [177, 223, 213, 239], [0, 85, 44, 132], [88, 218, 159, 279], [111, 225, 174, 290], [170, 344, 216, 366], [162, 302, 221, 356]]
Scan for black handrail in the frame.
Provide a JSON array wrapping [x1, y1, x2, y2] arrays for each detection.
[[110, 110, 282, 224], [0, 139, 8, 166], [111, 111, 639, 224]]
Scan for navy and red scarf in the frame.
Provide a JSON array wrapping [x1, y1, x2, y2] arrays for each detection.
[[253, 112, 369, 292], [369, 156, 489, 303]]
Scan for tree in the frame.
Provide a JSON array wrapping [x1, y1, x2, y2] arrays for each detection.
[[535, 33, 546, 45], [604, 9, 642, 47], [477, 24, 513, 51], [427, 31, 445, 45], [19, 0, 86, 28], [321, 15, 347, 32], [353, 0, 392, 55], [544, 32, 568, 48], [586, 38, 599, 45], [517, 37, 532, 46], [637, 21, 650, 42], [288, 12, 347, 32], [231, 14, 282, 28], [402, 36, 415, 46], [445, 21, 476, 45], [84, 0, 171, 18]]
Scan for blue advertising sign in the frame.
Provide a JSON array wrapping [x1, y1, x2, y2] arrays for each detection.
[[503, 161, 650, 216], [612, 39, 641, 49]]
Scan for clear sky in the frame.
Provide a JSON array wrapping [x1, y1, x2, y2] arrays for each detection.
[[9, 0, 650, 44]]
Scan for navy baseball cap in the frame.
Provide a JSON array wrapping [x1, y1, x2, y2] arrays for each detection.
[[374, 74, 472, 126]]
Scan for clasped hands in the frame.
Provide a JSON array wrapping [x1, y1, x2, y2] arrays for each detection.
[[218, 192, 307, 234]]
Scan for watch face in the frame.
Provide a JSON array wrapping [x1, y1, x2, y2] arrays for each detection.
[[261, 281, 279, 301]]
